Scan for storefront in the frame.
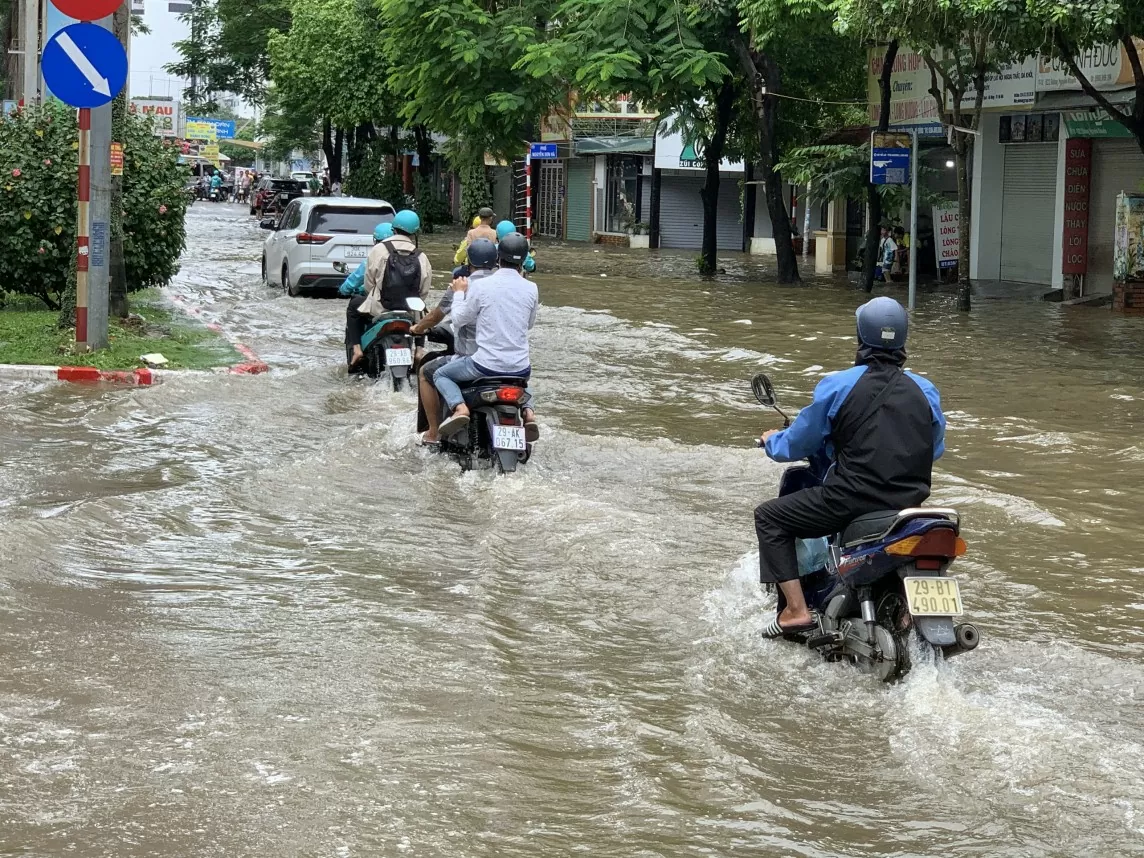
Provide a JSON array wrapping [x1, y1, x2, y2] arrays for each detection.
[[1080, 128, 1144, 293], [572, 137, 655, 241], [652, 122, 744, 251]]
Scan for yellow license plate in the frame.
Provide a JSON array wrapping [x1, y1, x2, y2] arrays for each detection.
[[903, 577, 963, 616]]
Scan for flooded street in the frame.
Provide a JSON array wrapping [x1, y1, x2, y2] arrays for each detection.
[[3, 202, 1144, 857]]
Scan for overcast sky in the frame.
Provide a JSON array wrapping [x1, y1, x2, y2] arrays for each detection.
[[130, 3, 189, 100]]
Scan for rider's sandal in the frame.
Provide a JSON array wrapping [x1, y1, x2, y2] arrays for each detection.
[[438, 413, 470, 438], [761, 613, 818, 639], [418, 433, 440, 448], [524, 420, 540, 442]]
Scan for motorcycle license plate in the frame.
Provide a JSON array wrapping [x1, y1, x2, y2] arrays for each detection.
[[344, 247, 368, 259], [492, 424, 526, 451], [385, 347, 412, 367], [903, 577, 963, 616]]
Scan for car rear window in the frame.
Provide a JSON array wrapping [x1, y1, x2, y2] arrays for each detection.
[[271, 180, 304, 192], [308, 207, 395, 234]]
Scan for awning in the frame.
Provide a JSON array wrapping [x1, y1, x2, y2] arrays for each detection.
[[573, 136, 655, 155], [1035, 88, 1136, 110]]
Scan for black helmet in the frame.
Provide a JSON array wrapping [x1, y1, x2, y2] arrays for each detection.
[[467, 238, 497, 269], [856, 296, 908, 350], [498, 232, 529, 266]]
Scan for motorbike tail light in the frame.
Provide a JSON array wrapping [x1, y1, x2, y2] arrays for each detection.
[[497, 386, 524, 403], [885, 529, 966, 558], [296, 233, 332, 244], [381, 321, 410, 333]]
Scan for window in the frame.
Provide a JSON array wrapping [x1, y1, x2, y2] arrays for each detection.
[[272, 180, 304, 193], [308, 206, 394, 234], [605, 155, 642, 233], [279, 201, 301, 230]]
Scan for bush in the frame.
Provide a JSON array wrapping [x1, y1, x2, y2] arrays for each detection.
[[120, 109, 189, 292], [0, 102, 79, 310], [0, 100, 189, 311], [344, 140, 406, 207]]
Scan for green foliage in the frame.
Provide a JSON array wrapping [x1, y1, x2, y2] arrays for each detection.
[[167, 0, 292, 105], [378, 0, 565, 160], [121, 117, 190, 293], [0, 103, 80, 310], [779, 143, 945, 211], [454, 154, 492, 225], [0, 102, 188, 313], [268, 0, 392, 131], [414, 173, 451, 231]]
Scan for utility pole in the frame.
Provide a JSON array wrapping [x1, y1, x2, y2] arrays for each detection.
[[21, 0, 39, 104], [108, 0, 129, 318], [87, 14, 113, 347]]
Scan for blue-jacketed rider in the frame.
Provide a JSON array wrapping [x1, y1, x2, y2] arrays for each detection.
[[338, 222, 395, 298], [753, 297, 946, 639], [496, 220, 536, 273]]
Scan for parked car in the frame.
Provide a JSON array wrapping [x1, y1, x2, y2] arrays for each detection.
[[251, 177, 305, 217], [291, 171, 317, 195], [260, 197, 396, 296]]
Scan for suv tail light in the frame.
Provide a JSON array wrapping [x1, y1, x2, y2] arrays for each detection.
[[296, 233, 332, 244]]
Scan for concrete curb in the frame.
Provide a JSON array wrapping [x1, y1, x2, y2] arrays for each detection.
[[0, 295, 269, 386]]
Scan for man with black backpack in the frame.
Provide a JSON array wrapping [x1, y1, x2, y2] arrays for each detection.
[[347, 210, 433, 368]]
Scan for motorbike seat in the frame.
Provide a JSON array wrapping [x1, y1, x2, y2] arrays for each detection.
[[459, 375, 528, 390], [840, 510, 902, 547]]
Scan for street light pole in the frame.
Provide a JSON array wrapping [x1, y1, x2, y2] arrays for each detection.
[[908, 129, 919, 311]]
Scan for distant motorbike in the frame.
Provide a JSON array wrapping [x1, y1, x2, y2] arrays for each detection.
[[209, 185, 222, 202], [752, 372, 979, 681]]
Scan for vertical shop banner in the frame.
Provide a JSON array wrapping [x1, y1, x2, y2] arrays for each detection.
[[933, 203, 960, 269], [1062, 139, 1092, 275]]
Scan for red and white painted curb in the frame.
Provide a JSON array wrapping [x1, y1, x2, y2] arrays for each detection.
[[0, 295, 269, 386]]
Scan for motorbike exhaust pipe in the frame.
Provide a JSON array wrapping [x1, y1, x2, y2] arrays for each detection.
[[941, 623, 980, 659]]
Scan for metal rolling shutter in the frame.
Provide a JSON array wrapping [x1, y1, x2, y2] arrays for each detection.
[[1000, 144, 1060, 283], [658, 175, 742, 250], [565, 157, 592, 242], [1087, 140, 1144, 293]]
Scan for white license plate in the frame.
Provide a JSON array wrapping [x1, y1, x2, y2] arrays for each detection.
[[344, 247, 368, 259], [903, 577, 963, 616], [492, 424, 526, 451], [385, 347, 412, 367]]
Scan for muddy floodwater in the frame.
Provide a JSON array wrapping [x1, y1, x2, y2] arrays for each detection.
[[2, 203, 1144, 857]]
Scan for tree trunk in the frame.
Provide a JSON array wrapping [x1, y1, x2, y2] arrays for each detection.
[[322, 117, 334, 177], [731, 35, 799, 283], [413, 124, 433, 178], [108, 5, 130, 318], [954, 143, 972, 309], [864, 40, 899, 293], [699, 77, 735, 275], [331, 127, 344, 183]]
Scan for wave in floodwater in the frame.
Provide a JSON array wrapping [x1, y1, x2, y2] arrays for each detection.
[[1, 203, 1144, 857]]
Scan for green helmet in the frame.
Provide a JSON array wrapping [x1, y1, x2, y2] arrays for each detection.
[[393, 209, 421, 235], [496, 219, 517, 241]]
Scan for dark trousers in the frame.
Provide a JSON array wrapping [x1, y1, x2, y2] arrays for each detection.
[[754, 486, 859, 585], [345, 296, 371, 350]]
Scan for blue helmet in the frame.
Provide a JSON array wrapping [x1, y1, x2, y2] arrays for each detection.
[[373, 222, 394, 242], [856, 296, 908, 350], [496, 219, 517, 241], [393, 209, 421, 235], [467, 237, 498, 269]]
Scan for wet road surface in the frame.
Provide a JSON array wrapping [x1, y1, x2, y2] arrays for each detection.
[[2, 202, 1144, 856]]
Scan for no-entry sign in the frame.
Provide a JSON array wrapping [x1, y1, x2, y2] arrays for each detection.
[[51, 0, 122, 21]]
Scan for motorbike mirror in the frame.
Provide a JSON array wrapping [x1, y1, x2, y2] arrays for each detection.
[[405, 297, 426, 312], [752, 373, 777, 407], [332, 261, 349, 274], [259, 217, 277, 231]]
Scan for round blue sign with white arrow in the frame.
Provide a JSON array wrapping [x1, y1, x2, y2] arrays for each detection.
[[41, 22, 128, 109]]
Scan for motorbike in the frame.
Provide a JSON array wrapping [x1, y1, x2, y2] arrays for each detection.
[[209, 185, 222, 202], [334, 262, 424, 391], [752, 372, 979, 681]]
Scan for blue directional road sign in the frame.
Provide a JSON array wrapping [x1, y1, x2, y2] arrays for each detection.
[[41, 23, 128, 109], [529, 142, 558, 159]]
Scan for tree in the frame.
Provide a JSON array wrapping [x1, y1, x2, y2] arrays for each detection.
[[864, 41, 898, 293], [517, 0, 733, 270], [167, 0, 291, 106], [378, 0, 566, 161], [1022, 0, 1144, 156], [732, 0, 862, 283]]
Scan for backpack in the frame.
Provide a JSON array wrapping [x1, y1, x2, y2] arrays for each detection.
[[379, 240, 424, 310]]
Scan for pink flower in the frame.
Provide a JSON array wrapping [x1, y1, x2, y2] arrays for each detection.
[[158, 204, 168, 214], [11, 168, 21, 178], [37, 247, 45, 254], [43, 159, 52, 166]]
